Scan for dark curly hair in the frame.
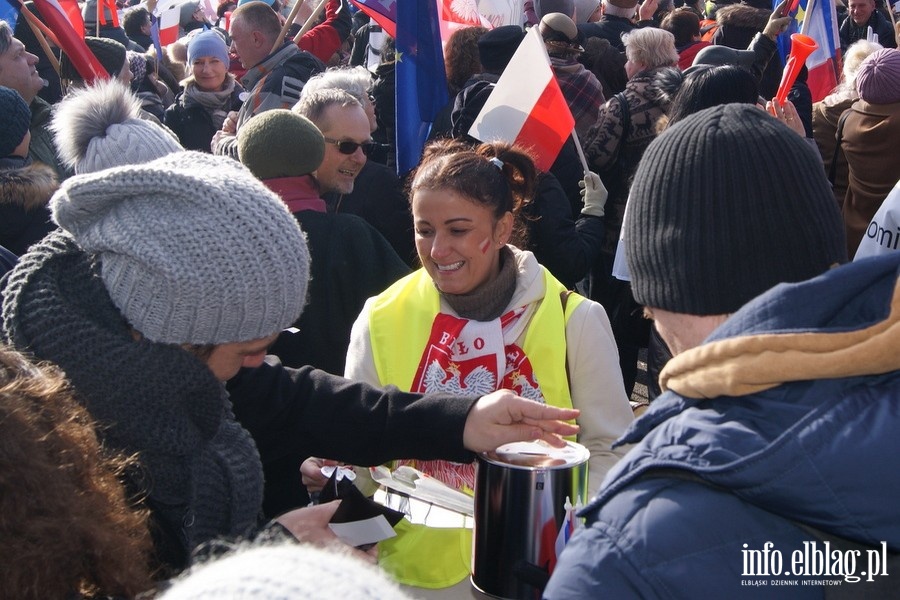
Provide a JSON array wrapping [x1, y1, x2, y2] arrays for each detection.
[[410, 138, 537, 247], [0, 345, 154, 599], [444, 26, 488, 96]]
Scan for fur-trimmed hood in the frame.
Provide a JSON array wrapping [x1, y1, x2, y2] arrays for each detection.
[[715, 3, 770, 30], [0, 162, 58, 211]]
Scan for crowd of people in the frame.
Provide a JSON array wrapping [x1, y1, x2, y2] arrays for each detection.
[[0, 0, 898, 597]]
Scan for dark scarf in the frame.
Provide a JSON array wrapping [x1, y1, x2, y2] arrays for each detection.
[[1, 231, 264, 570], [440, 246, 518, 321]]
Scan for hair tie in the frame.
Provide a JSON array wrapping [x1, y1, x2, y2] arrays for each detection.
[[489, 157, 504, 170]]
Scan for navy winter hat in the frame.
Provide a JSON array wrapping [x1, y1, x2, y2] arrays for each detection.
[[0, 86, 31, 158], [626, 103, 847, 315]]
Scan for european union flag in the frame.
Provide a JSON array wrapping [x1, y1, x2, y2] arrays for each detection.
[[395, 1, 448, 175], [0, 0, 20, 29]]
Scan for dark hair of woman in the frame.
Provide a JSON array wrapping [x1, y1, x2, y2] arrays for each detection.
[[0, 345, 154, 599], [666, 64, 760, 127], [444, 25, 488, 96], [410, 138, 537, 248]]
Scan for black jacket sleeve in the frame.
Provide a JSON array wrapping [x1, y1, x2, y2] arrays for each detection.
[[522, 172, 605, 289], [228, 356, 477, 467]]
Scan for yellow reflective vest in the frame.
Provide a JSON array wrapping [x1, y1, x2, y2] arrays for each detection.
[[368, 266, 582, 588]]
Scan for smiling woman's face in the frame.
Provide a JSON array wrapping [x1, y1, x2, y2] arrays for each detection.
[[412, 188, 512, 295], [192, 56, 227, 91]]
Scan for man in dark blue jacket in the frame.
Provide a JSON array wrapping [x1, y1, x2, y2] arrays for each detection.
[[546, 104, 899, 597]]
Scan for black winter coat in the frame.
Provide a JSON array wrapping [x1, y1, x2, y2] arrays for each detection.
[[164, 84, 244, 152]]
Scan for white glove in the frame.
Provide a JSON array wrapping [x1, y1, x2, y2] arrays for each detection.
[[579, 171, 608, 218]]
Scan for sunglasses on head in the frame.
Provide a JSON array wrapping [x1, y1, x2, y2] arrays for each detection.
[[323, 137, 376, 156]]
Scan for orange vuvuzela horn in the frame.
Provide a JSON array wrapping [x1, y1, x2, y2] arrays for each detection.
[[775, 33, 819, 105]]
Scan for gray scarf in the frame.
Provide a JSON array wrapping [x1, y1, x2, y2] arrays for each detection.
[[183, 75, 236, 130], [1, 231, 264, 572], [440, 246, 518, 321]]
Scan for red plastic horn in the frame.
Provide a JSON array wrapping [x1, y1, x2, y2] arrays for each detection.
[[775, 33, 819, 105]]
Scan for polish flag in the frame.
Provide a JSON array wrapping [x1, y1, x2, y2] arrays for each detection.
[[32, 0, 108, 83], [438, 0, 493, 47], [467, 26, 574, 172], [57, 0, 85, 37], [156, 0, 184, 46]]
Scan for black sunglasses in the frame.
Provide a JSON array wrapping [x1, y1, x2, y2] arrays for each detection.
[[323, 137, 376, 156]]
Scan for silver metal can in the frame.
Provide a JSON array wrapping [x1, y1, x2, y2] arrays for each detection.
[[472, 440, 589, 600]]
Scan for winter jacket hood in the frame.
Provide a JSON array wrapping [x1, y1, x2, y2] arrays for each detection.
[[592, 254, 900, 547]]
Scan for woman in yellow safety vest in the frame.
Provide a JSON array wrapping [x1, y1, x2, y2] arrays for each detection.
[[308, 139, 633, 594]]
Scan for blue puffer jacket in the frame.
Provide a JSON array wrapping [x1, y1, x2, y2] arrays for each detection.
[[546, 253, 900, 599]]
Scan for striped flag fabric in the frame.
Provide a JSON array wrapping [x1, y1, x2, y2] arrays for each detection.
[[467, 26, 574, 172], [32, 0, 108, 82], [438, 0, 494, 47], [156, 0, 186, 46], [777, 0, 841, 101], [553, 496, 577, 561], [350, 0, 396, 38]]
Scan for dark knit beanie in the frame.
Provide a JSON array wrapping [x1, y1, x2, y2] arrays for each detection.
[[477, 25, 525, 74], [0, 87, 31, 158], [87, 37, 128, 76], [625, 103, 847, 316], [237, 109, 325, 179], [62, 37, 128, 81]]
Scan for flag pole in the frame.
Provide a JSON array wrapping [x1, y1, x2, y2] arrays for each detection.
[[17, 1, 61, 75], [569, 129, 590, 174], [274, 0, 305, 52], [292, 0, 326, 43]]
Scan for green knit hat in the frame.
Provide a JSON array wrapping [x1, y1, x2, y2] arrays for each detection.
[[237, 109, 325, 180]]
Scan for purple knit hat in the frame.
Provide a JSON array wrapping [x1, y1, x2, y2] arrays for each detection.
[[855, 48, 900, 104]]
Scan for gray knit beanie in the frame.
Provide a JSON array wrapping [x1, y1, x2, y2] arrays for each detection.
[[237, 109, 325, 179], [625, 103, 847, 315], [51, 79, 183, 174], [160, 543, 413, 599], [50, 151, 311, 344]]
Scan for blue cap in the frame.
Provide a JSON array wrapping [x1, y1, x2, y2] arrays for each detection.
[[187, 30, 230, 66]]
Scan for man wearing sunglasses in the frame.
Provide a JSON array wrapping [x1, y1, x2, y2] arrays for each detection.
[[294, 88, 373, 196]]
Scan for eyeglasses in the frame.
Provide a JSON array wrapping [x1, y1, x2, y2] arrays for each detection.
[[323, 137, 376, 156]]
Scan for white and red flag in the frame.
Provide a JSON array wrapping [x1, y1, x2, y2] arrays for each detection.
[[438, 0, 493, 47], [467, 26, 574, 172], [156, 0, 190, 46], [32, 0, 108, 82]]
